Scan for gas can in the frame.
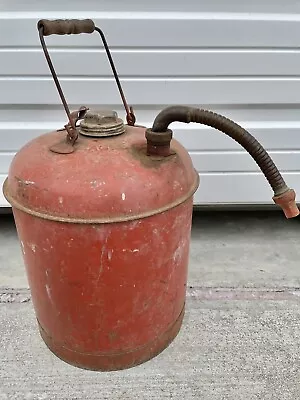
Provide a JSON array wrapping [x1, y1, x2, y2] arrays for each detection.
[[2, 19, 299, 371]]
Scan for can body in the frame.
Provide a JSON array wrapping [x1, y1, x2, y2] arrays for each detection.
[[13, 198, 193, 371], [4, 122, 198, 370]]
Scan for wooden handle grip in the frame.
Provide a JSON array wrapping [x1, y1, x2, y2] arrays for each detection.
[[38, 19, 95, 36]]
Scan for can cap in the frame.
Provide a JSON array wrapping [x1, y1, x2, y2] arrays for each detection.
[[79, 110, 125, 137]]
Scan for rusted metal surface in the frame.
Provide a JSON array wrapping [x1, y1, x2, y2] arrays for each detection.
[[146, 127, 173, 145], [38, 19, 135, 154], [94, 27, 136, 127], [4, 103, 198, 370], [51, 106, 89, 154], [145, 127, 173, 156], [79, 110, 125, 138], [148, 105, 299, 218], [3, 176, 198, 224], [4, 124, 198, 223], [38, 305, 185, 371], [38, 26, 77, 151], [273, 189, 299, 219], [7, 17, 297, 373], [12, 197, 193, 371], [146, 143, 174, 157]]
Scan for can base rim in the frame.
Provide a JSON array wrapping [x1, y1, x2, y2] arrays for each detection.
[[37, 305, 185, 372]]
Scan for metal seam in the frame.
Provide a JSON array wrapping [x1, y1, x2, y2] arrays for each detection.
[[3, 173, 199, 224], [37, 304, 185, 357]]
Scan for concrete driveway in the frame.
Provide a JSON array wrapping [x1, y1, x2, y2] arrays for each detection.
[[1, 210, 300, 399]]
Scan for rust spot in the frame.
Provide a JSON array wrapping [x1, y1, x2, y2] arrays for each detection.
[[129, 143, 177, 169], [15, 176, 36, 201], [108, 331, 118, 343], [15, 176, 36, 187]]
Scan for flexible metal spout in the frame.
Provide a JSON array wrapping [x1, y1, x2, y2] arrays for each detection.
[[146, 105, 299, 219]]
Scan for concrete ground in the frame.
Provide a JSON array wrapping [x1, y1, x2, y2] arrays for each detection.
[[1, 210, 300, 399]]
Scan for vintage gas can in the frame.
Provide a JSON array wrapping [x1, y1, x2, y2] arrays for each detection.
[[2, 19, 299, 371]]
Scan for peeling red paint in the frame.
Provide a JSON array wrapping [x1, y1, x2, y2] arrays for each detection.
[[11, 195, 193, 371], [5, 121, 198, 371]]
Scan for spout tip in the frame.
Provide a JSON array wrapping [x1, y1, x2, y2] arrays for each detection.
[[273, 189, 300, 219]]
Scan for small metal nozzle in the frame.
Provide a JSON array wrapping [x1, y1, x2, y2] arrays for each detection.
[[273, 189, 300, 219]]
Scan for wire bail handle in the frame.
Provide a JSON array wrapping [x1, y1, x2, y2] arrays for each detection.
[[37, 19, 135, 153]]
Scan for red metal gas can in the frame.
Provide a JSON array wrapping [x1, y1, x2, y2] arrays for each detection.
[[3, 109, 198, 371], [3, 18, 299, 371]]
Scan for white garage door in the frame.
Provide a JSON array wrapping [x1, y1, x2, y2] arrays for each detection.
[[1, 0, 300, 207]]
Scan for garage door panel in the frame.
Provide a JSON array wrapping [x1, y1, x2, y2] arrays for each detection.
[[190, 152, 300, 173], [2, 50, 300, 77], [1, 6, 299, 207], [2, 79, 300, 105], [3, 0, 300, 13], [1, 15, 300, 48], [195, 172, 300, 204]]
